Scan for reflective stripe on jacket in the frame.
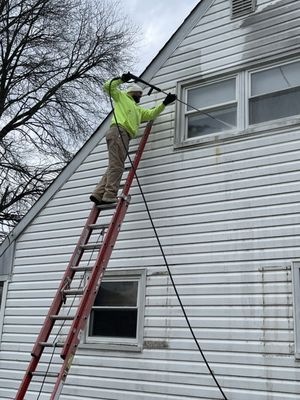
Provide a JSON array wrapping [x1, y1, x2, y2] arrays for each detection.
[[103, 79, 165, 138]]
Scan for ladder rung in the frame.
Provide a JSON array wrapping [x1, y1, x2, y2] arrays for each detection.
[[97, 203, 117, 210], [62, 288, 85, 296], [88, 223, 109, 230], [81, 243, 102, 250], [71, 265, 93, 272], [50, 315, 75, 321], [39, 341, 64, 348], [31, 371, 59, 378]]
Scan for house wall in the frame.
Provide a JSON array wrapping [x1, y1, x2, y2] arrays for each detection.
[[1, 0, 300, 399]]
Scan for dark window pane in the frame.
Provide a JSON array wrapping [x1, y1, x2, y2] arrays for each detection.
[[89, 309, 137, 338], [249, 86, 300, 125], [187, 105, 237, 138], [0, 283, 2, 308], [94, 281, 138, 307]]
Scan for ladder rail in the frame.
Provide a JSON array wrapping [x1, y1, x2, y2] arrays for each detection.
[[15, 207, 100, 400], [61, 120, 154, 357], [50, 197, 129, 399], [31, 206, 100, 356], [51, 121, 154, 399], [15, 121, 153, 400], [60, 197, 129, 359]]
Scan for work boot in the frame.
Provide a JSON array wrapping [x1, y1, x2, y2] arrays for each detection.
[[90, 194, 102, 205], [102, 193, 117, 204]]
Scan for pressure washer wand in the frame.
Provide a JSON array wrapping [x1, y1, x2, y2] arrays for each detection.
[[128, 73, 163, 96], [127, 72, 234, 129]]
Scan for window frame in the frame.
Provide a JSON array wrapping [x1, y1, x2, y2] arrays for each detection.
[[247, 59, 300, 128], [0, 277, 8, 344], [176, 57, 300, 149], [177, 74, 240, 147], [292, 261, 300, 359], [82, 268, 146, 352]]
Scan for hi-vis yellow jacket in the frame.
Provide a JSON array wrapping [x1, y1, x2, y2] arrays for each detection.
[[103, 79, 165, 138]]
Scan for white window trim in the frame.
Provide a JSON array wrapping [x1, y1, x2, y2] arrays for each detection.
[[292, 261, 300, 359], [175, 57, 300, 149], [0, 277, 9, 345], [81, 268, 146, 352], [176, 74, 240, 147], [247, 59, 300, 130]]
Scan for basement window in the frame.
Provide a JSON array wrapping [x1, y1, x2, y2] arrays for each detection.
[[231, 0, 256, 19], [85, 269, 146, 350], [292, 262, 300, 358]]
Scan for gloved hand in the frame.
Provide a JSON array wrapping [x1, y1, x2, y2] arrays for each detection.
[[121, 72, 133, 82], [163, 93, 177, 105]]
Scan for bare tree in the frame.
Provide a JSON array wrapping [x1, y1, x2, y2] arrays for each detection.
[[0, 0, 136, 240], [0, 139, 62, 241]]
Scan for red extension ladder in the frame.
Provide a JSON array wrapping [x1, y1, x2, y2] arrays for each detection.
[[15, 121, 153, 400]]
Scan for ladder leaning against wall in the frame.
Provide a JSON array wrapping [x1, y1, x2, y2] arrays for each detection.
[[15, 121, 153, 400]]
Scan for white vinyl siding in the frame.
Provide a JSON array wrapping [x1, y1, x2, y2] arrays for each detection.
[[1, 1, 300, 399]]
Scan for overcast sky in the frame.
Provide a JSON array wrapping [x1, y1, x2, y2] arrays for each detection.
[[118, 0, 200, 74]]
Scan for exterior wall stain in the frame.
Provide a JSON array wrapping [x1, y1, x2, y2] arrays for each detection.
[[241, 0, 300, 65], [143, 340, 169, 349]]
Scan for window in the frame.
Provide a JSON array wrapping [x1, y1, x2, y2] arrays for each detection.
[[0, 282, 3, 306], [0, 279, 8, 343], [231, 0, 256, 19], [292, 262, 300, 358], [177, 59, 300, 147], [85, 269, 146, 350], [249, 61, 300, 125], [184, 77, 237, 139]]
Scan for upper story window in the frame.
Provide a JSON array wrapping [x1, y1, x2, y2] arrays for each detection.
[[249, 61, 300, 125], [186, 78, 237, 138], [231, 0, 256, 19], [176, 59, 300, 147], [84, 269, 146, 350]]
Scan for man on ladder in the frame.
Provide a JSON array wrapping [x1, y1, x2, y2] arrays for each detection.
[[90, 72, 177, 205]]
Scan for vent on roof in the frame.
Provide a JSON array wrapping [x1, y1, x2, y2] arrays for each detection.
[[231, 0, 256, 19]]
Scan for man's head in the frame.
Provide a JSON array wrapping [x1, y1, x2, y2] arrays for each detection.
[[127, 83, 143, 103]]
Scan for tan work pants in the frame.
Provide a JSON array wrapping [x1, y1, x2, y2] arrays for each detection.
[[92, 125, 130, 200]]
